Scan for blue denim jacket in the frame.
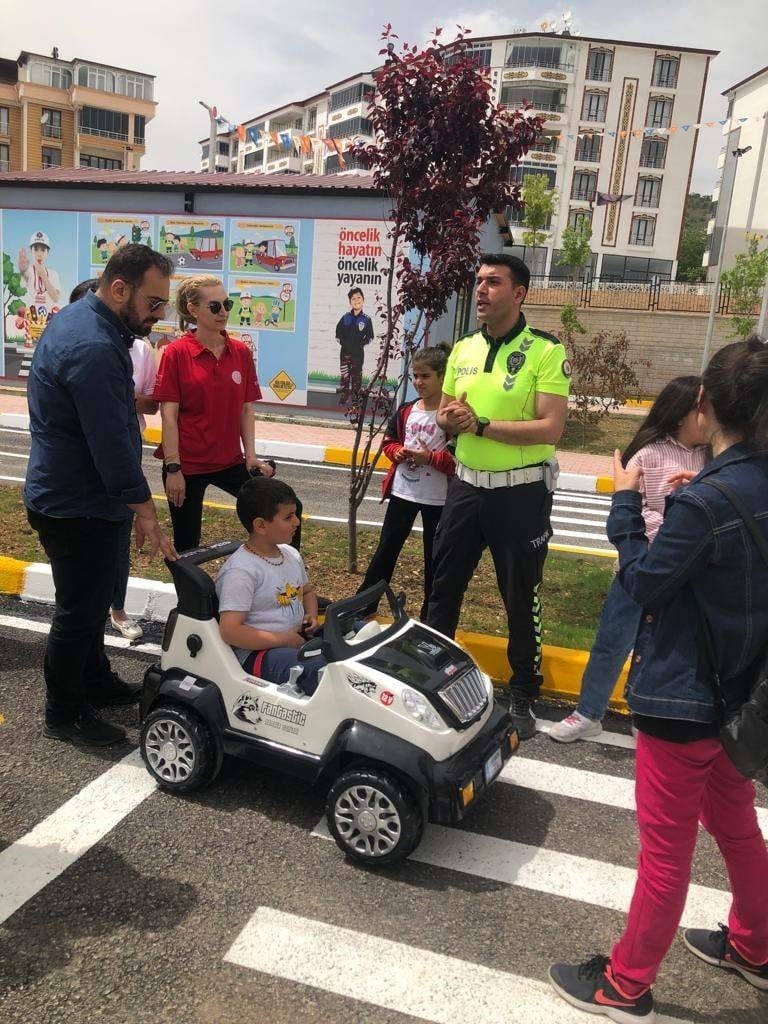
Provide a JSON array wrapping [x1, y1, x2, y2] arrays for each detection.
[[24, 291, 151, 521], [607, 444, 768, 723]]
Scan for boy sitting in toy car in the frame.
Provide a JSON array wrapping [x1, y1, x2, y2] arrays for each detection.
[[216, 478, 325, 694]]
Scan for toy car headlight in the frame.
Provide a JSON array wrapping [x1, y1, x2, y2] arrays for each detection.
[[402, 688, 444, 729]]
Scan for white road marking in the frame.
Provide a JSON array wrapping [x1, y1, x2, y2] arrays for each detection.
[[0, 475, 25, 483], [225, 907, 689, 1024], [0, 750, 156, 925], [0, 450, 28, 459], [503, 756, 768, 841], [312, 819, 731, 927], [0, 612, 161, 656], [536, 718, 635, 749]]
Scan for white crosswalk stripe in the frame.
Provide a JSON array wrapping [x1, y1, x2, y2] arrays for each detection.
[[225, 907, 690, 1024]]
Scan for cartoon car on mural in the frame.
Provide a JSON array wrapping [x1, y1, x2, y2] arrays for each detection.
[[189, 228, 224, 262], [254, 238, 297, 272], [139, 542, 518, 866]]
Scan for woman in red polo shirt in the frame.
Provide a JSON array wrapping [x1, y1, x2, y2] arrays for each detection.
[[154, 275, 285, 552]]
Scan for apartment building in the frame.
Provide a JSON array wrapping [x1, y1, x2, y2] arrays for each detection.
[[704, 64, 768, 278], [199, 72, 374, 177], [0, 49, 156, 173], [198, 32, 714, 282]]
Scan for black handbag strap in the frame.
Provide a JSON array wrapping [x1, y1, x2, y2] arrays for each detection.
[[697, 478, 768, 708]]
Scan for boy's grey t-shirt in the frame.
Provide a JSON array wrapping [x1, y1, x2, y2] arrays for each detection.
[[215, 543, 308, 664]]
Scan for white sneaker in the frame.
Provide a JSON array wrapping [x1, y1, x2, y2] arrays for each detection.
[[110, 614, 143, 641], [549, 710, 603, 743]]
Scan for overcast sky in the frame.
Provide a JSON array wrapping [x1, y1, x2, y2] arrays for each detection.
[[4, 1, 765, 192]]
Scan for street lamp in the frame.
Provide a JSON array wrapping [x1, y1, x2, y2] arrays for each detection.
[[700, 145, 752, 371]]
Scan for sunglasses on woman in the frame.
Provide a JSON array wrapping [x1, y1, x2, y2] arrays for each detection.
[[206, 299, 234, 314]]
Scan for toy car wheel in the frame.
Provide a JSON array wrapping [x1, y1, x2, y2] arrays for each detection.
[[326, 768, 423, 866], [140, 705, 216, 792]]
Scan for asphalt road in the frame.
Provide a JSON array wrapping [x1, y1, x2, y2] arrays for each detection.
[[0, 424, 613, 551], [1, 608, 766, 1024]]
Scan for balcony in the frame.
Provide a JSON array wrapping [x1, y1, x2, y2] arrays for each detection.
[[265, 155, 302, 174], [78, 125, 128, 142], [42, 123, 62, 139], [521, 147, 562, 166], [639, 154, 666, 169], [652, 73, 678, 90]]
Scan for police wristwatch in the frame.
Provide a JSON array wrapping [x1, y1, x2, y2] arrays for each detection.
[[164, 462, 182, 474], [475, 417, 490, 437]]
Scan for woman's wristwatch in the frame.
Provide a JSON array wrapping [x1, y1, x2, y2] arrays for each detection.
[[164, 461, 181, 474]]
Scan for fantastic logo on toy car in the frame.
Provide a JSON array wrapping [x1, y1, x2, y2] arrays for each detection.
[[348, 674, 378, 698], [232, 693, 307, 735]]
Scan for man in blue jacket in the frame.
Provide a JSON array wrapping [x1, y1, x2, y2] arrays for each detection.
[[25, 244, 178, 747]]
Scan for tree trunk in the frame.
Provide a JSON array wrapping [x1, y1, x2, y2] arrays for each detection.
[[347, 493, 358, 573]]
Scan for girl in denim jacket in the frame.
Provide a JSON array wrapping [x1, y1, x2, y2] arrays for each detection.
[[551, 337, 768, 1021]]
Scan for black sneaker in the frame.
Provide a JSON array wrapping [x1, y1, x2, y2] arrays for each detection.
[[44, 706, 126, 747], [507, 692, 537, 741], [89, 673, 142, 708], [684, 923, 768, 990], [550, 955, 655, 1022]]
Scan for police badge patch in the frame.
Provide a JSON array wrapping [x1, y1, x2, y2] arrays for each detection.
[[562, 359, 573, 379], [506, 351, 526, 375]]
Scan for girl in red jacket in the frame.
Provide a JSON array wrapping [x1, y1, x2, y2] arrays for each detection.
[[358, 344, 455, 619]]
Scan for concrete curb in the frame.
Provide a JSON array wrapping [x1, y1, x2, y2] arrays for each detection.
[[0, 555, 629, 713], [1, 412, 615, 495]]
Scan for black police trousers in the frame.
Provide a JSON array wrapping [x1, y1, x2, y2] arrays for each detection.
[[425, 476, 553, 699]]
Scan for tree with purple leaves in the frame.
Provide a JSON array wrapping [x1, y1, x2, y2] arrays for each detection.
[[343, 24, 543, 571]]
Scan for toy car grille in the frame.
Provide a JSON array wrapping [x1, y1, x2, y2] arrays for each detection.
[[439, 667, 488, 724]]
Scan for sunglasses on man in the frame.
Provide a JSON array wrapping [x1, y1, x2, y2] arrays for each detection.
[[206, 299, 234, 314]]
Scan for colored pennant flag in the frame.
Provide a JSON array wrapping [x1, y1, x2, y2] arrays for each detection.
[[323, 138, 335, 151], [331, 138, 346, 167], [269, 131, 279, 146], [279, 131, 292, 150], [236, 124, 246, 142], [246, 126, 261, 145], [595, 191, 632, 206]]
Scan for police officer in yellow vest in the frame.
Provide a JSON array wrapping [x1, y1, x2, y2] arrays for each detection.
[[426, 254, 571, 739]]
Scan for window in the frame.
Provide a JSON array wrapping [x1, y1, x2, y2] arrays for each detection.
[[324, 153, 365, 172], [30, 61, 72, 89], [201, 144, 209, 160], [444, 41, 492, 68], [646, 96, 673, 129], [0, 107, 8, 134], [217, 140, 230, 155], [327, 117, 373, 139], [79, 106, 129, 140], [329, 83, 374, 113], [640, 138, 667, 169], [653, 56, 679, 89], [133, 115, 146, 144], [502, 87, 567, 113], [630, 215, 656, 246], [586, 49, 612, 82], [505, 40, 572, 71], [0, 143, 9, 171], [306, 107, 317, 131], [79, 153, 122, 169], [575, 134, 602, 162], [635, 176, 661, 208], [581, 91, 608, 123], [41, 108, 62, 138], [568, 208, 592, 229], [269, 117, 303, 133], [531, 134, 559, 154], [571, 170, 597, 201], [510, 166, 557, 189], [77, 65, 153, 100], [41, 146, 61, 168], [601, 255, 672, 282], [244, 151, 261, 170]]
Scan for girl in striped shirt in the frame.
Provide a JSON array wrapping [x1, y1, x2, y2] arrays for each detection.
[[550, 377, 709, 742]]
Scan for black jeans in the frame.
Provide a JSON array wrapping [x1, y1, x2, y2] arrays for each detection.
[[27, 509, 121, 718], [425, 476, 553, 698], [164, 461, 303, 553], [358, 495, 443, 620]]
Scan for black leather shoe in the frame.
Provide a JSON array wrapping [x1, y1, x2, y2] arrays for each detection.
[[90, 673, 142, 708], [44, 706, 126, 747]]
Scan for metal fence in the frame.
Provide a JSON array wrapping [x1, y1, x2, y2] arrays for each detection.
[[524, 276, 751, 315]]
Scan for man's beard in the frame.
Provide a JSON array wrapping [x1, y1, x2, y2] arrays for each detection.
[[122, 297, 155, 337]]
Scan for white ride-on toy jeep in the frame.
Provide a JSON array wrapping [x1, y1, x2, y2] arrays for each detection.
[[139, 541, 519, 865]]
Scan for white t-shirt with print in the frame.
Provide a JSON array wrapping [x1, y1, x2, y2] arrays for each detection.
[[391, 406, 448, 506], [130, 338, 158, 432], [215, 543, 308, 664]]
